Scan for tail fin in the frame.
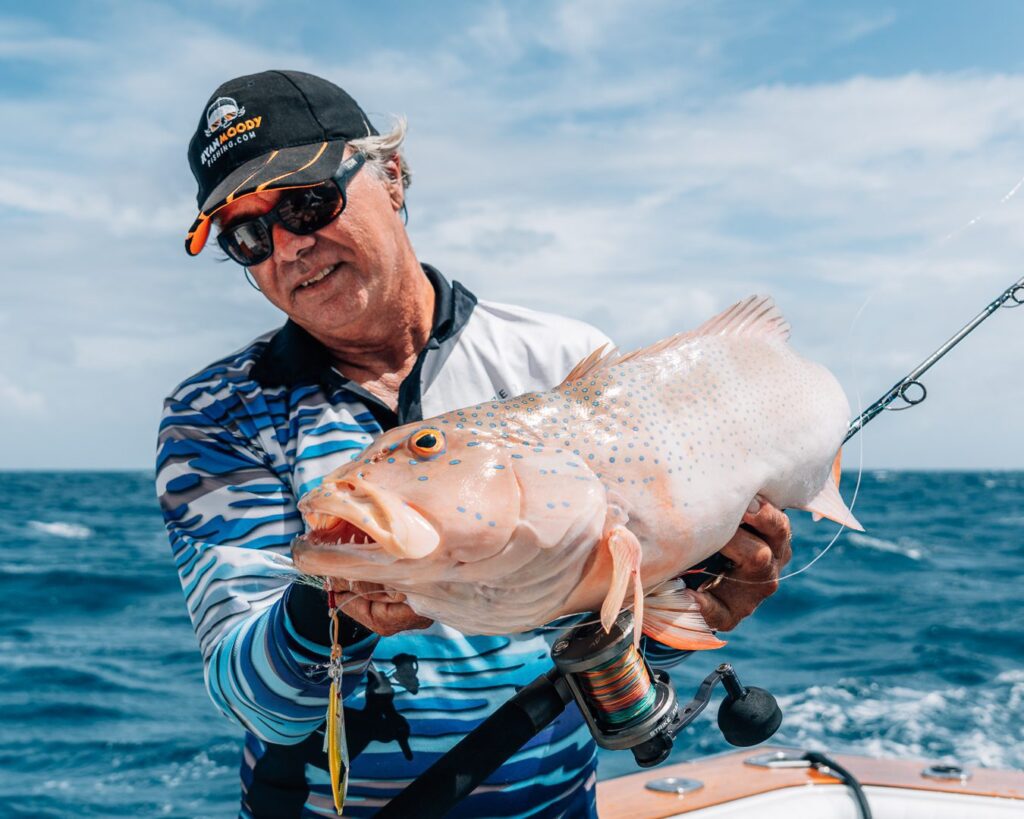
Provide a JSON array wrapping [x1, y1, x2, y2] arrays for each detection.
[[797, 470, 863, 531]]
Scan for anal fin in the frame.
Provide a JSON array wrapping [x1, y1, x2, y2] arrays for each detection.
[[642, 578, 725, 651], [600, 525, 644, 647]]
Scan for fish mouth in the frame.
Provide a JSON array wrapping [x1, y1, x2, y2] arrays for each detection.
[[296, 477, 439, 561]]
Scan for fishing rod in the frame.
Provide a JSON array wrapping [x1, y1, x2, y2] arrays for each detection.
[[844, 274, 1024, 443], [374, 275, 1024, 819]]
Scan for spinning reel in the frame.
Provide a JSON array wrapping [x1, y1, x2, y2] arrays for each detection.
[[377, 604, 781, 818], [552, 610, 782, 767]]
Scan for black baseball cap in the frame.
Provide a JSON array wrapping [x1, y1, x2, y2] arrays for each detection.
[[184, 70, 378, 255]]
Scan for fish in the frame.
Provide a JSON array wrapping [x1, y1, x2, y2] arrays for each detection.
[[293, 296, 863, 651]]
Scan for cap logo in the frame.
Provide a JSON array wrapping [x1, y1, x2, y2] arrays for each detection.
[[198, 107, 266, 169], [204, 96, 246, 137]]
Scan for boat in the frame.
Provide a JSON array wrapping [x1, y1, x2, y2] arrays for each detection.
[[596, 745, 1024, 817]]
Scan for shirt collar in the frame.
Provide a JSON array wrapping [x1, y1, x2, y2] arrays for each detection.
[[251, 264, 476, 389]]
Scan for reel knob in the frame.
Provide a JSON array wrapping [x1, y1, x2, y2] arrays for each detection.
[[717, 683, 782, 747]]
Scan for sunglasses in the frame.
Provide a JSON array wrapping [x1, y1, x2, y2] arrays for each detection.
[[216, 152, 367, 266]]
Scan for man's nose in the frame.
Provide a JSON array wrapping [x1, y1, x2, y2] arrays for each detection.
[[272, 223, 316, 262]]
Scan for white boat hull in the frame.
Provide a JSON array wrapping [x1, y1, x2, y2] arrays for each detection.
[[597, 746, 1024, 818]]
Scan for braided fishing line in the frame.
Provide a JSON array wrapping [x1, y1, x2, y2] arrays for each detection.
[[575, 642, 657, 727]]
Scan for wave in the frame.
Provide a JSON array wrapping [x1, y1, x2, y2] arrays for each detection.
[[775, 676, 1024, 770], [28, 521, 93, 539], [846, 532, 923, 560]]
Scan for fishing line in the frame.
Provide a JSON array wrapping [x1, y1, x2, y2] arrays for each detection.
[[575, 641, 657, 727], [684, 166, 1024, 589]]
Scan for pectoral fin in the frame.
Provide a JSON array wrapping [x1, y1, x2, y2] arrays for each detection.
[[799, 473, 864, 531], [641, 578, 726, 650], [600, 525, 644, 647]]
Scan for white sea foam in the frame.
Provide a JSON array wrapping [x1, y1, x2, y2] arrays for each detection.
[[776, 677, 1024, 770], [28, 520, 93, 539], [847, 532, 923, 560]]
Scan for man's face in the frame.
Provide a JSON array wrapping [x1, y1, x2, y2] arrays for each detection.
[[216, 151, 407, 337]]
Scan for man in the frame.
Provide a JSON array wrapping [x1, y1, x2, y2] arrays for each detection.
[[157, 70, 792, 818]]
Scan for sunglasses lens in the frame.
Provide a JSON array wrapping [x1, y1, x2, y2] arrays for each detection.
[[277, 184, 344, 234], [221, 221, 273, 266]]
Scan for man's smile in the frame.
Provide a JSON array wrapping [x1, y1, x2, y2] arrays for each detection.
[[296, 263, 340, 292]]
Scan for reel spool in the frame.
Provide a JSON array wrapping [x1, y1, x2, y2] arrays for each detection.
[[552, 610, 678, 765], [552, 610, 783, 767]]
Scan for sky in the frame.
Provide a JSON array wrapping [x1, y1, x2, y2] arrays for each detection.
[[2, 0, 1024, 470]]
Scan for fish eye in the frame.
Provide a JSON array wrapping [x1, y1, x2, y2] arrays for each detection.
[[409, 428, 446, 459]]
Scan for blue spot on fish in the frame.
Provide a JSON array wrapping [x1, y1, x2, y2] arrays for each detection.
[[450, 459, 461, 465], [475, 513, 483, 520], [546, 502, 555, 509], [457, 506, 466, 513], [418, 476, 428, 481], [467, 441, 480, 447], [387, 457, 396, 463]]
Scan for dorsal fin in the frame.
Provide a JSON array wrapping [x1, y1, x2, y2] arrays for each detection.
[[561, 343, 619, 384], [693, 295, 791, 341], [562, 296, 790, 383]]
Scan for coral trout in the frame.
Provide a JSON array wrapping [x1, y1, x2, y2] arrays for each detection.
[[293, 296, 862, 650]]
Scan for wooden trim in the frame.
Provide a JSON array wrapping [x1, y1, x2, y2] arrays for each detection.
[[596, 746, 1024, 818]]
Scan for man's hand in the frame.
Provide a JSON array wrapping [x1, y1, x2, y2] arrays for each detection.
[[333, 580, 434, 637], [691, 499, 792, 632]]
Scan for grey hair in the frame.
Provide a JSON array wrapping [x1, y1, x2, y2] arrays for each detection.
[[349, 116, 412, 190]]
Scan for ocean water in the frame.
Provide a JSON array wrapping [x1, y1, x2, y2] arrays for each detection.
[[1, 470, 1022, 816]]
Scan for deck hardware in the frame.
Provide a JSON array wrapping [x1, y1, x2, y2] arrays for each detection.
[[644, 776, 704, 794], [745, 749, 815, 769], [922, 763, 971, 782]]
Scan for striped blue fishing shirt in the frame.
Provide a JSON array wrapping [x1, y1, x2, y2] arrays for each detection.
[[156, 266, 687, 817]]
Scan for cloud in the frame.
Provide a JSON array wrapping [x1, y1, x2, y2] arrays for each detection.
[[3, 2, 1023, 468], [0, 18, 97, 61], [0, 373, 46, 417]]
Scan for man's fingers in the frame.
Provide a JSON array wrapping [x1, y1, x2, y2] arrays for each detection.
[[692, 589, 740, 632], [367, 601, 433, 636], [689, 501, 792, 634], [718, 529, 776, 577], [742, 500, 793, 567], [338, 593, 432, 637]]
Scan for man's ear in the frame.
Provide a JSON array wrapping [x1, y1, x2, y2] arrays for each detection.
[[384, 154, 405, 211]]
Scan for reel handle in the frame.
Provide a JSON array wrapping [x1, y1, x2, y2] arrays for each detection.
[[716, 664, 783, 747]]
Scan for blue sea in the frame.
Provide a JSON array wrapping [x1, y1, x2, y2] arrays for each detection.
[[1, 470, 1022, 817]]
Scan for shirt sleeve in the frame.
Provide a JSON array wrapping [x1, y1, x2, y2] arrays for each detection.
[[156, 394, 378, 745]]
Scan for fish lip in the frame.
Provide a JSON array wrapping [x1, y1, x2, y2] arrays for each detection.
[[298, 479, 440, 560]]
